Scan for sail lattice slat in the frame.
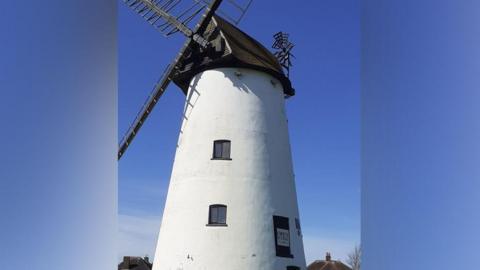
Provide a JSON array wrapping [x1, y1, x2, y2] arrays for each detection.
[[193, 0, 253, 25], [124, 0, 207, 38]]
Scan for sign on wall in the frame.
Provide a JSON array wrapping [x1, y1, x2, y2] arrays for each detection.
[[276, 228, 290, 247], [273, 215, 293, 258]]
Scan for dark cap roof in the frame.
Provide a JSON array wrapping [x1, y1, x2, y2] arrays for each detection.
[[173, 15, 294, 96]]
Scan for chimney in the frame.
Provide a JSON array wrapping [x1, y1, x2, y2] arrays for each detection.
[[326, 252, 331, 261]]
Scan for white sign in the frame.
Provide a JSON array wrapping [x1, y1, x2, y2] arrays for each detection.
[[276, 228, 290, 247]]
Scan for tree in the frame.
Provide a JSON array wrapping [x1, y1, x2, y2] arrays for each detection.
[[347, 245, 361, 270]]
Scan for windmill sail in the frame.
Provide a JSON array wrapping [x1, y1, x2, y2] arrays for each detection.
[[118, 59, 177, 160], [194, 0, 254, 25], [118, 0, 223, 159], [122, 0, 252, 47], [124, 0, 210, 46]]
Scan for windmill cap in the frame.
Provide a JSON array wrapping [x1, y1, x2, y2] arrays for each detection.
[[173, 15, 295, 97]]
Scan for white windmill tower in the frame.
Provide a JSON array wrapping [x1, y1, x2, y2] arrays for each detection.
[[119, 1, 306, 269]]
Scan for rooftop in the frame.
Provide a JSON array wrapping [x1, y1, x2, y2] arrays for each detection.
[[307, 253, 352, 270]]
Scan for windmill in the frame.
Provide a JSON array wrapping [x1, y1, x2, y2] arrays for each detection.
[[120, 0, 306, 269]]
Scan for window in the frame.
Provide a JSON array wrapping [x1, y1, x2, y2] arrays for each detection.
[[208, 204, 227, 226], [287, 266, 300, 270], [212, 140, 231, 160], [295, 218, 302, 237]]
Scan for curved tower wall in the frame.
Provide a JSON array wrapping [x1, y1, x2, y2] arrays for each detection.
[[153, 67, 306, 270]]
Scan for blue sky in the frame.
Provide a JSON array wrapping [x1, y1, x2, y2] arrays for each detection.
[[118, 0, 360, 263], [361, 1, 480, 269]]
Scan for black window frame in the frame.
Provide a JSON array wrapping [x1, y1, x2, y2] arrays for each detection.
[[207, 204, 228, 226], [211, 140, 232, 160], [295, 218, 302, 237]]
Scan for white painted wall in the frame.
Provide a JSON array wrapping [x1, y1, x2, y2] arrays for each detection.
[[153, 68, 306, 270]]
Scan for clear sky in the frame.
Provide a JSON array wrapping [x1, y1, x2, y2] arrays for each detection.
[[361, 1, 480, 269], [118, 0, 360, 264]]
